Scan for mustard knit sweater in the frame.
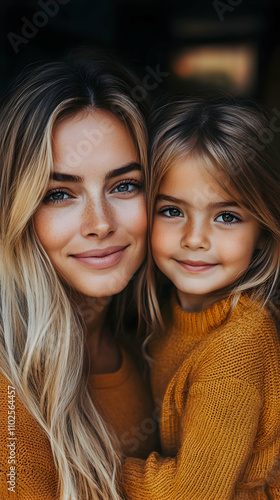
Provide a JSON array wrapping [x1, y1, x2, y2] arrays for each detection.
[[0, 346, 157, 499], [122, 294, 280, 499]]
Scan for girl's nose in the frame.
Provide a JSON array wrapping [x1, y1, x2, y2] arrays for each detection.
[[80, 199, 116, 239], [181, 218, 210, 251]]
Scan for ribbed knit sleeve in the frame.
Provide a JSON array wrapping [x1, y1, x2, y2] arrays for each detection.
[[122, 378, 262, 499], [0, 371, 58, 500], [121, 295, 280, 499]]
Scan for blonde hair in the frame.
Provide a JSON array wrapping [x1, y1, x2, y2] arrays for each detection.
[[0, 49, 148, 499], [144, 95, 280, 333]]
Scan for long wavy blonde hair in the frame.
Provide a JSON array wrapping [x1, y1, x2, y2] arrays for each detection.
[[142, 95, 280, 334], [0, 49, 148, 499]]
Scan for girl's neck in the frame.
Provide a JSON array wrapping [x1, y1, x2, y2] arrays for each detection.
[[176, 289, 221, 312]]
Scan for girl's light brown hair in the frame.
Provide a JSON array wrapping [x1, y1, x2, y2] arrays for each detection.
[[142, 95, 280, 335]]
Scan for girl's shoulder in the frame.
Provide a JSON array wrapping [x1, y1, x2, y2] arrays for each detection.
[[190, 295, 280, 385], [225, 294, 278, 342]]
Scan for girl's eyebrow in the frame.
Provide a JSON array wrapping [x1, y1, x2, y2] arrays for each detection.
[[156, 194, 239, 208], [208, 201, 239, 209], [50, 163, 141, 183]]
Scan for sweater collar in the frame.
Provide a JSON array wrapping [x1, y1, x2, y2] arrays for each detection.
[[171, 290, 250, 337]]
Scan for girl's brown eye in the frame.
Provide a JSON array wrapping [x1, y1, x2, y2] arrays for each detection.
[[215, 212, 239, 224], [160, 207, 183, 217], [169, 208, 181, 217]]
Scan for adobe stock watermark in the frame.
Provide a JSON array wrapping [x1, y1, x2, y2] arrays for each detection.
[[7, 0, 70, 54], [77, 296, 112, 326], [76, 265, 139, 326], [105, 63, 170, 124], [238, 106, 280, 166], [62, 62, 169, 167], [213, 0, 244, 22], [131, 65, 170, 104], [189, 106, 280, 208], [7, 385, 16, 493], [120, 398, 174, 454], [65, 115, 116, 168]]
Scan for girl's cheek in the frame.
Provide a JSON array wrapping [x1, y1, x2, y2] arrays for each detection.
[[151, 222, 162, 250], [152, 224, 170, 257]]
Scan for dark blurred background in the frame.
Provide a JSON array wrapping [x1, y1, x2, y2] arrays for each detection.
[[1, 0, 280, 109]]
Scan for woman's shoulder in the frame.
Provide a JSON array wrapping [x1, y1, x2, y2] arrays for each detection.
[[0, 368, 56, 463], [0, 367, 58, 498]]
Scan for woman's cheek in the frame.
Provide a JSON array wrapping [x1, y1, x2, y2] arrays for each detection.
[[125, 197, 147, 236]]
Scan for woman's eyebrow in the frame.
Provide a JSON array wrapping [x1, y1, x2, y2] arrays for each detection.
[[50, 163, 141, 183], [50, 173, 83, 182], [105, 162, 141, 180]]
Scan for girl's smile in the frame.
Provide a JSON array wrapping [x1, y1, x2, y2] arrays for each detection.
[[152, 155, 262, 311], [34, 109, 147, 297], [175, 259, 218, 273]]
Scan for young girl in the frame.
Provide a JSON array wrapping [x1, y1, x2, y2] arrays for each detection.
[[121, 96, 280, 499], [0, 49, 157, 500]]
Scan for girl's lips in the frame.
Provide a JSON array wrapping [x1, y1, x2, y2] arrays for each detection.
[[71, 246, 128, 270], [176, 260, 218, 273]]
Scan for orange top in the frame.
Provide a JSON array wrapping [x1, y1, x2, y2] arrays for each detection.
[[122, 294, 280, 499], [0, 346, 157, 499]]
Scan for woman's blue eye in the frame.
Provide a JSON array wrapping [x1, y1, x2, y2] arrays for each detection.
[[113, 182, 140, 193], [215, 212, 239, 224], [161, 207, 183, 217], [52, 192, 69, 200], [44, 191, 71, 203]]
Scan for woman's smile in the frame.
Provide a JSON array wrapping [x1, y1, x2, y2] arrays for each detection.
[[34, 109, 147, 297], [71, 245, 129, 269]]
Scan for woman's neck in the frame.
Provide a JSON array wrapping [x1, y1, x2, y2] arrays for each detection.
[[76, 295, 122, 374]]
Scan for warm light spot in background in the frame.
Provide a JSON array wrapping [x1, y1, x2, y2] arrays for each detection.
[[172, 44, 257, 94]]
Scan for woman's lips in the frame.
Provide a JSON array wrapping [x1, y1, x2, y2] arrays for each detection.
[[176, 259, 218, 273], [71, 246, 128, 269]]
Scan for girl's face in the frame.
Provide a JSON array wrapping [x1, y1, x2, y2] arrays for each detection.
[[152, 155, 262, 312], [34, 109, 147, 297]]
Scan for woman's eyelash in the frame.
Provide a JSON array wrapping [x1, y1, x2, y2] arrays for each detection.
[[43, 189, 72, 204], [43, 179, 143, 204], [112, 179, 143, 193]]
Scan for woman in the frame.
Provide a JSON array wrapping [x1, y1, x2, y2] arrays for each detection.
[[0, 49, 155, 499]]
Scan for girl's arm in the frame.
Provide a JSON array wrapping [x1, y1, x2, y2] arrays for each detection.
[[121, 377, 262, 500]]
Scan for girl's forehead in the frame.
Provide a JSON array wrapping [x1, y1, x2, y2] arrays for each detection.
[[159, 156, 241, 207]]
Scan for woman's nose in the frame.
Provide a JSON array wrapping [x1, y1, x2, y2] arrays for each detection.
[[80, 199, 116, 239], [181, 218, 210, 251]]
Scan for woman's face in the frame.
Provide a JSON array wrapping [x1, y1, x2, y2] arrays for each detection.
[[34, 109, 147, 297]]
